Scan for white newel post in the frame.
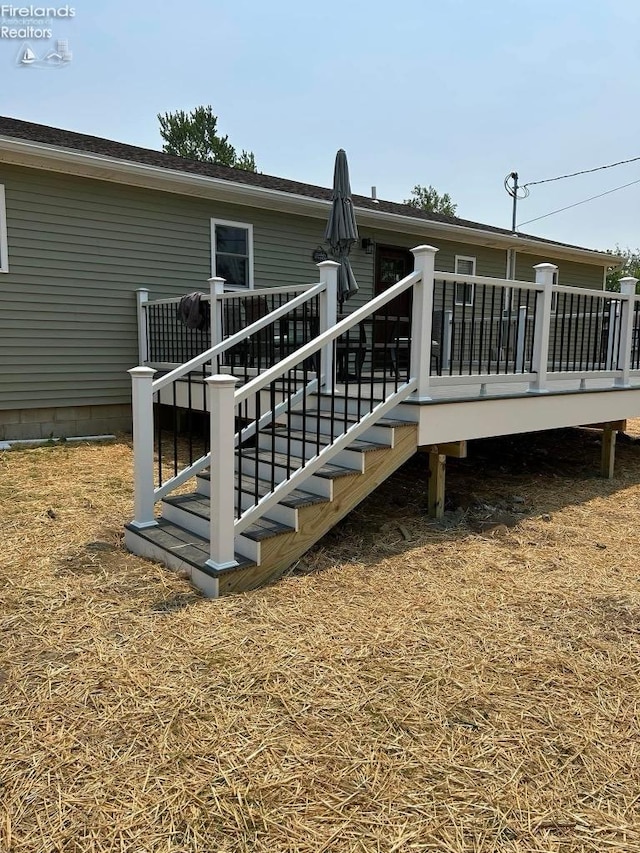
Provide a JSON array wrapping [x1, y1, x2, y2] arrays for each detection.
[[317, 260, 339, 390], [135, 288, 150, 365], [208, 277, 226, 350], [410, 245, 439, 400], [528, 263, 557, 393], [616, 277, 639, 387], [205, 375, 239, 571], [128, 366, 157, 528]]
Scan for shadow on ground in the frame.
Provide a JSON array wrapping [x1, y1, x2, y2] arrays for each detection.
[[297, 426, 640, 574]]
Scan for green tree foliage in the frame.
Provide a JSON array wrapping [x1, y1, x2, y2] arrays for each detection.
[[404, 184, 457, 217], [158, 105, 257, 172], [605, 247, 640, 292]]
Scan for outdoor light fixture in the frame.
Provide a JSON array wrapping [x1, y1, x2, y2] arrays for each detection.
[[361, 238, 374, 254]]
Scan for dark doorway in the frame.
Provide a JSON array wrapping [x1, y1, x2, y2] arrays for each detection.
[[372, 246, 414, 370]]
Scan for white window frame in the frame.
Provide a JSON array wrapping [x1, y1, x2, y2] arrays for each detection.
[[0, 185, 8, 273], [210, 218, 254, 290], [454, 255, 476, 306]]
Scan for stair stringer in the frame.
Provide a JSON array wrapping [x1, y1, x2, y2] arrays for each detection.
[[216, 423, 418, 595]]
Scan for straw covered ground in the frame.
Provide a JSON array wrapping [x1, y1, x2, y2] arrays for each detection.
[[2, 422, 640, 852]]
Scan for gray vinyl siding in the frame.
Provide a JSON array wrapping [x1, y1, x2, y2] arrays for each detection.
[[0, 165, 329, 410], [0, 162, 608, 412], [515, 253, 605, 289]]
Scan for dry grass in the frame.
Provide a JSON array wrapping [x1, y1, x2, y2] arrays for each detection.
[[2, 422, 640, 852]]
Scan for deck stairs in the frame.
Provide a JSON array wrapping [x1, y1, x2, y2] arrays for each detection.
[[125, 258, 432, 597], [125, 391, 418, 596]]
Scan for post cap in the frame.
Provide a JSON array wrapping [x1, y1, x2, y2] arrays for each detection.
[[316, 260, 340, 269], [128, 366, 156, 378], [411, 245, 439, 256], [619, 276, 638, 296], [204, 375, 239, 387], [532, 263, 558, 271], [208, 276, 226, 285]]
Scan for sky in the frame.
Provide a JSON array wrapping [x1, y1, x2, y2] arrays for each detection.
[[1, 0, 638, 252]]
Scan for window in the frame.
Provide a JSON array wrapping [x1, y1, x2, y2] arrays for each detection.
[[454, 255, 476, 306], [0, 185, 8, 273], [211, 218, 253, 289]]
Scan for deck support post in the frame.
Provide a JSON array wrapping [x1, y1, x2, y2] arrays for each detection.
[[410, 245, 439, 400], [317, 260, 340, 391], [205, 375, 239, 572], [428, 451, 446, 519], [208, 277, 226, 352], [615, 277, 638, 387], [128, 366, 157, 528], [135, 288, 150, 365], [528, 263, 557, 393], [601, 426, 617, 479]]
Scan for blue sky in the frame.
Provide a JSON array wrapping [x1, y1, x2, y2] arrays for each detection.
[[2, 0, 638, 251]]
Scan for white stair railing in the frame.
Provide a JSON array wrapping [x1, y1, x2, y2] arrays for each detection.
[[204, 245, 439, 569]]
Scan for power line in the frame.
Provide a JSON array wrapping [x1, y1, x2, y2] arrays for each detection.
[[523, 155, 640, 188], [517, 177, 640, 227]]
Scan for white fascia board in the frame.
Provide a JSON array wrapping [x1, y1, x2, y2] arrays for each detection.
[[0, 135, 616, 266]]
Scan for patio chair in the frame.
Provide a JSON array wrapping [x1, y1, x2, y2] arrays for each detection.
[[243, 296, 289, 367], [336, 317, 368, 381]]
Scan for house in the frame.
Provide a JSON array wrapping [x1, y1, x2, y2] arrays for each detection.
[[0, 115, 616, 442]]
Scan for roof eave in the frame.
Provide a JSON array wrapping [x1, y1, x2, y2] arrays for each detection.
[[0, 135, 617, 266]]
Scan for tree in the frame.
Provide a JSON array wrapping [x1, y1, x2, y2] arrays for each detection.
[[158, 105, 257, 172], [605, 246, 640, 292], [404, 184, 457, 217]]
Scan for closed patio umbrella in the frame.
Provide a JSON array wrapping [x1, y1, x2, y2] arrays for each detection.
[[324, 149, 359, 306]]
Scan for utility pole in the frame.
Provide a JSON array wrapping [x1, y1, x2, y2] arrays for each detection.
[[510, 171, 518, 232]]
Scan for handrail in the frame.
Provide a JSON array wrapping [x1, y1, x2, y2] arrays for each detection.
[[436, 271, 541, 291], [553, 284, 627, 300], [152, 282, 325, 392], [236, 270, 421, 406], [144, 282, 319, 308], [216, 283, 318, 300]]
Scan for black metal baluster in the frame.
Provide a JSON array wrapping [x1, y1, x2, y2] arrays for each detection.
[[187, 373, 193, 467], [468, 285, 476, 376], [503, 288, 513, 374], [156, 397, 163, 487], [477, 284, 487, 374], [286, 367, 292, 474], [172, 382, 178, 478], [459, 288, 467, 377], [586, 296, 595, 371], [559, 294, 568, 372], [616, 299, 623, 370], [450, 289, 457, 376], [270, 382, 277, 493]]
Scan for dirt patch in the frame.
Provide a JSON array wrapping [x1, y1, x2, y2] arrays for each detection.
[[1, 426, 640, 851]]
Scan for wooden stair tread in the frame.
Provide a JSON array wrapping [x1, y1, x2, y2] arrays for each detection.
[[163, 493, 295, 541], [270, 426, 387, 452], [239, 447, 359, 479], [125, 519, 254, 576], [198, 471, 326, 509], [302, 409, 415, 428]]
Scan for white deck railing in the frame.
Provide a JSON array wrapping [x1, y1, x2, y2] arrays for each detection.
[[128, 246, 639, 568]]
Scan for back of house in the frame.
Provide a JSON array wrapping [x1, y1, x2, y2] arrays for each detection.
[[0, 116, 613, 440]]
